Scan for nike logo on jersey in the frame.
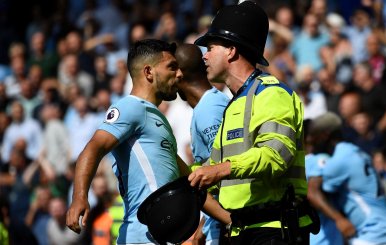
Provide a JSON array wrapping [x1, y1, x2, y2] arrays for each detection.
[[155, 121, 164, 127]]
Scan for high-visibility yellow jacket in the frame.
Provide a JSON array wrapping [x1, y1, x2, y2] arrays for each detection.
[[0, 222, 8, 245], [108, 195, 124, 244], [210, 71, 310, 233]]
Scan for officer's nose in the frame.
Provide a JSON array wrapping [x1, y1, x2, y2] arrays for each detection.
[[202, 52, 208, 62]]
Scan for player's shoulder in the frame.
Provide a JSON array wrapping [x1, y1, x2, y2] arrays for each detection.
[[201, 87, 229, 106], [104, 95, 150, 123], [120, 95, 154, 110], [211, 87, 230, 99], [306, 153, 330, 168], [333, 142, 362, 159]]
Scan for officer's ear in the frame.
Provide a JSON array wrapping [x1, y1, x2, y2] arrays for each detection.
[[228, 46, 239, 63]]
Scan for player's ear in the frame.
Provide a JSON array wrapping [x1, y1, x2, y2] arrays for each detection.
[[144, 65, 153, 81]]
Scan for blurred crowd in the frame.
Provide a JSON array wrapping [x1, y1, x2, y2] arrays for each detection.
[[0, 0, 385, 244]]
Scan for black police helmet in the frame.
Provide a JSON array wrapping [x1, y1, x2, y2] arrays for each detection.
[[195, 0, 269, 66], [137, 176, 207, 243]]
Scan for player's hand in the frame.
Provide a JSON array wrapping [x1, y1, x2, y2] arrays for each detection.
[[336, 217, 356, 239], [191, 217, 206, 245], [188, 161, 231, 189], [66, 197, 90, 234]]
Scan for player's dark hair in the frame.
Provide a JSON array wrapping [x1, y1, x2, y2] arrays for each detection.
[[176, 44, 206, 82], [127, 39, 176, 74]]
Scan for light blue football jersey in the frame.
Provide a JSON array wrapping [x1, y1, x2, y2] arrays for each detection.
[[190, 87, 229, 241], [322, 142, 386, 244], [191, 87, 229, 163], [99, 95, 180, 244], [305, 153, 344, 245]]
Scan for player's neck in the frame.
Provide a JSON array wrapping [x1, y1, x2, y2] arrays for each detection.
[[131, 86, 159, 106]]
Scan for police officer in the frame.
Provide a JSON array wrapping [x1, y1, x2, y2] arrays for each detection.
[[188, 1, 317, 244]]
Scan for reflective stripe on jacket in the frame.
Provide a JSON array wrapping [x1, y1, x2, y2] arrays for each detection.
[[210, 72, 309, 229], [108, 195, 124, 244]]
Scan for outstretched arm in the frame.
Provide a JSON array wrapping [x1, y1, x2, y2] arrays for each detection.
[[202, 193, 231, 225], [307, 176, 356, 238], [66, 130, 119, 233]]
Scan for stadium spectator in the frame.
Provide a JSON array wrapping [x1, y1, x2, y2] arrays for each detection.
[[47, 197, 83, 245], [65, 31, 95, 76], [317, 66, 344, 114], [352, 61, 386, 129], [39, 103, 71, 177], [373, 146, 386, 191], [366, 31, 386, 84], [1, 101, 42, 163], [65, 95, 99, 162], [295, 65, 327, 119], [344, 8, 372, 64], [348, 111, 384, 155], [3, 55, 27, 98], [25, 185, 52, 245], [92, 55, 112, 96], [27, 31, 59, 78], [58, 54, 94, 98], [290, 12, 329, 72], [320, 13, 353, 85], [337, 90, 363, 140], [17, 78, 41, 119]]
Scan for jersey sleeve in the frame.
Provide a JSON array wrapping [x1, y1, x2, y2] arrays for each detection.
[[98, 97, 145, 142], [322, 147, 350, 193], [191, 91, 228, 163], [191, 108, 222, 162], [305, 154, 329, 179], [190, 116, 208, 163]]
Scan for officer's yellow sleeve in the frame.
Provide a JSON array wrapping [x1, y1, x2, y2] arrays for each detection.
[[189, 162, 203, 172], [227, 87, 299, 180], [190, 162, 219, 193], [227, 145, 288, 179]]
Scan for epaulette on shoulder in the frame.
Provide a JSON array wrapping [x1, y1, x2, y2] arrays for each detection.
[[258, 75, 280, 85]]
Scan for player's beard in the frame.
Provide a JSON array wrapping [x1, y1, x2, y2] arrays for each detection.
[[156, 84, 177, 102], [160, 91, 177, 101]]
